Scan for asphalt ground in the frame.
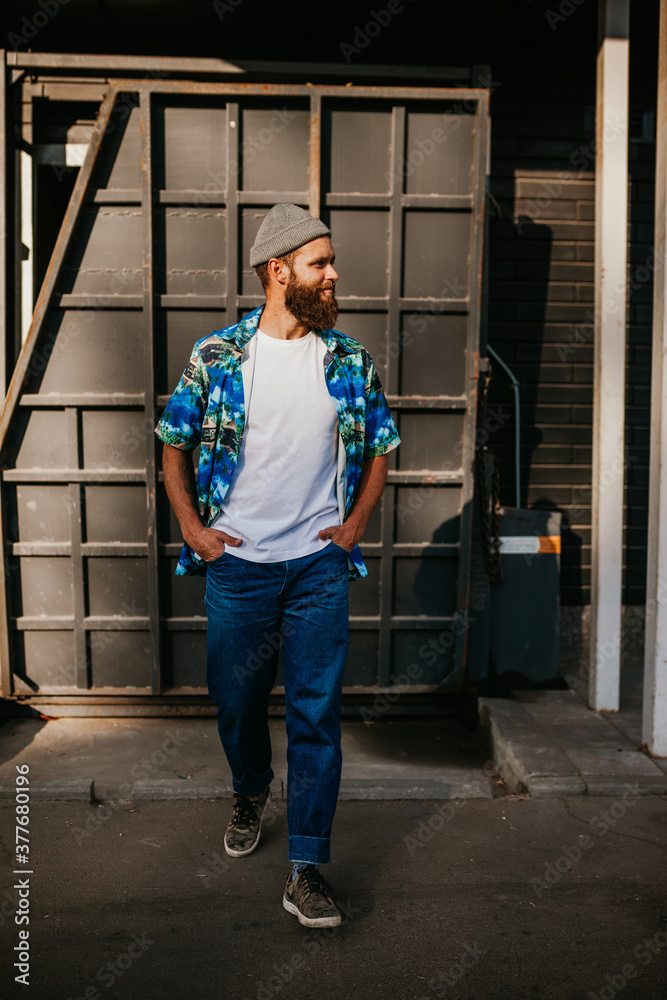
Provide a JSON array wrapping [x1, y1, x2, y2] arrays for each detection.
[[1, 795, 666, 1000]]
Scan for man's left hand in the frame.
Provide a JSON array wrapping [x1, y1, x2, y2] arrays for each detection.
[[318, 525, 359, 553]]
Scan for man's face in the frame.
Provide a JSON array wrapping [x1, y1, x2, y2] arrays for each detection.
[[283, 237, 339, 331]]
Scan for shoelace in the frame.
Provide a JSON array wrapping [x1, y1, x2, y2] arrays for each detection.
[[231, 794, 259, 828], [297, 865, 333, 901]]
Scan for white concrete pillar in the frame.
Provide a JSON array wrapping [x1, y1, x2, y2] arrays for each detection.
[[643, 0, 667, 757], [589, 0, 630, 712]]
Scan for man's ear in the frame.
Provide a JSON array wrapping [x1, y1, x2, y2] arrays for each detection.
[[268, 258, 291, 286]]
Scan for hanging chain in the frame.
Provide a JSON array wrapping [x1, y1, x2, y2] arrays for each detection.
[[476, 358, 504, 585], [476, 444, 504, 586]]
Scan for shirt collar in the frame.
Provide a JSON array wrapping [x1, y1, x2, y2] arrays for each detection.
[[213, 304, 360, 357]]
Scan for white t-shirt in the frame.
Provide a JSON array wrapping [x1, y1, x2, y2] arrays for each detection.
[[211, 328, 340, 562]]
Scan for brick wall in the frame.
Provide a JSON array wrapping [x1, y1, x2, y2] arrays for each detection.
[[485, 82, 655, 608]]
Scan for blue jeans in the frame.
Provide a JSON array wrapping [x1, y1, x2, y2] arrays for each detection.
[[204, 542, 350, 865]]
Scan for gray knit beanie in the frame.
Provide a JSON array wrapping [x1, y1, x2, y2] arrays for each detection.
[[249, 204, 331, 267]]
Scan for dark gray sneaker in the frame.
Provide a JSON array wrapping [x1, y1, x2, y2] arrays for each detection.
[[224, 786, 272, 857], [283, 865, 342, 928]]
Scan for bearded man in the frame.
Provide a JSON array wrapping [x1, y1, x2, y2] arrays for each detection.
[[156, 204, 400, 927]]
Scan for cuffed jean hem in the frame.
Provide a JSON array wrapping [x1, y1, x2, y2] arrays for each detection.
[[232, 769, 274, 798], [289, 835, 331, 865]]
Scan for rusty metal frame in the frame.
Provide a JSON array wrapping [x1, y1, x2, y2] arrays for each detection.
[[450, 85, 490, 690], [0, 49, 9, 699], [0, 49, 6, 399], [139, 89, 162, 695], [6, 51, 472, 84], [0, 78, 490, 708]]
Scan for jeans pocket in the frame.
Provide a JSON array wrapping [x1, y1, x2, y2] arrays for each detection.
[[206, 550, 229, 567], [329, 541, 351, 556]]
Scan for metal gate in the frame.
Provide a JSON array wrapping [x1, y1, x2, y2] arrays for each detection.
[[0, 80, 489, 713]]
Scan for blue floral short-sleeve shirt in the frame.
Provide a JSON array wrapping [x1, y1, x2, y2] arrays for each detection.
[[155, 305, 400, 580]]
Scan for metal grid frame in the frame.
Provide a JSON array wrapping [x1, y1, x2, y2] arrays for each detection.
[[0, 78, 489, 709]]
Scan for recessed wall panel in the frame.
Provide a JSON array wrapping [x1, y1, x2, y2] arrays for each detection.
[[87, 558, 148, 616], [393, 558, 458, 617], [161, 107, 227, 190], [344, 632, 379, 687], [90, 631, 151, 688], [20, 558, 72, 617], [328, 110, 391, 193], [16, 486, 71, 543], [403, 212, 471, 300], [82, 411, 150, 470], [335, 312, 388, 379], [161, 311, 223, 392], [160, 207, 226, 295], [349, 557, 381, 617], [241, 108, 309, 192], [38, 311, 145, 395], [19, 632, 77, 688], [15, 411, 70, 468], [167, 633, 208, 688], [396, 413, 466, 472], [400, 313, 467, 397], [62, 206, 143, 295], [392, 630, 456, 685], [85, 486, 148, 543], [405, 111, 475, 196], [163, 556, 207, 618], [394, 486, 461, 544], [329, 210, 389, 298]]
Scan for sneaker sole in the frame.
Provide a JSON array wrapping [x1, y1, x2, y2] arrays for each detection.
[[282, 896, 342, 928], [224, 787, 272, 858]]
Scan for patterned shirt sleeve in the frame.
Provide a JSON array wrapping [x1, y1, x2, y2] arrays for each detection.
[[154, 344, 209, 451], [362, 351, 401, 458]]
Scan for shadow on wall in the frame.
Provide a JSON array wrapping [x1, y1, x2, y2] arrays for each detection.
[[487, 216, 585, 610]]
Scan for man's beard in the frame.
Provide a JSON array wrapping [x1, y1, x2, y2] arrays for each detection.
[[284, 270, 338, 331]]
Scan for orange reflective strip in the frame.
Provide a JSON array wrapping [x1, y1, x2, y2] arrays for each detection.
[[538, 536, 561, 554]]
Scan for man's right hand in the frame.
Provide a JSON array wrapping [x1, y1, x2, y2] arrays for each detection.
[[185, 526, 243, 562], [161, 445, 243, 562]]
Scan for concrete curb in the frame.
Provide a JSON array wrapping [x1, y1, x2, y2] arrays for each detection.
[[337, 778, 494, 800], [479, 695, 667, 797], [85, 777, 495, 803], [478, 697, 582, 795], [0, 779, 95, 801], [91, 779, 284, 801]]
